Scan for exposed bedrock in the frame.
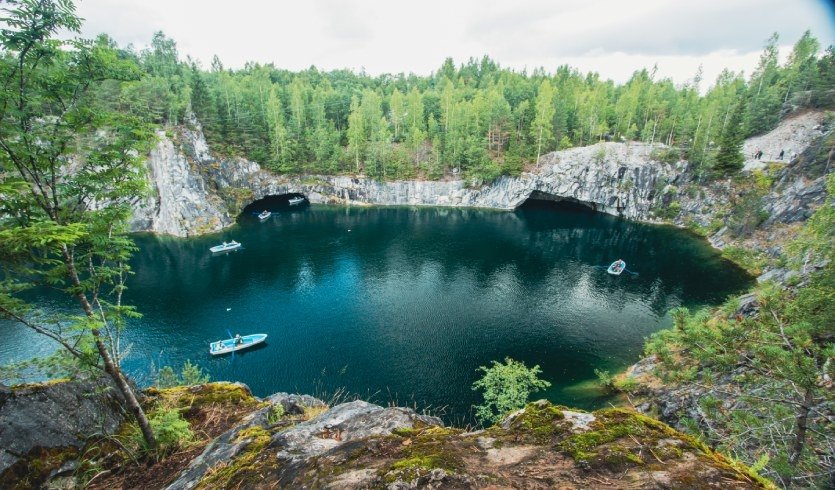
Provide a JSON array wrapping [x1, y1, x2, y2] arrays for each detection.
[[131, 111, 828, 239]]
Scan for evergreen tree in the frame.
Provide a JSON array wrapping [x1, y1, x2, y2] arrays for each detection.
[[714, 98, 747, 175]]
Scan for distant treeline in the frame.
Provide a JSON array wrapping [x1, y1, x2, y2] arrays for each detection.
[[106, 31, 833, 181]]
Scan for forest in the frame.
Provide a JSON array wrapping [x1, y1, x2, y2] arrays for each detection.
[[107, 30, 835, 182]]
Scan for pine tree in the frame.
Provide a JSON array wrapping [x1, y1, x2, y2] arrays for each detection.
[[714, 98, 747, 175]]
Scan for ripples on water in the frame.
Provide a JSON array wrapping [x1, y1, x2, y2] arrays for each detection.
[[0, 201, 751, 421]]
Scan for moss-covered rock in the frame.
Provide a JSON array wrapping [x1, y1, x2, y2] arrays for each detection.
[[0, 376, 126, 486]]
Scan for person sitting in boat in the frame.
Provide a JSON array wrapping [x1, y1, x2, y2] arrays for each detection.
[[613, 259, 625, 272], [234, 334, 243, 345]]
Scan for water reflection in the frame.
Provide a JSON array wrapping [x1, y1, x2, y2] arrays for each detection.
[[2, 202, 751, 422]]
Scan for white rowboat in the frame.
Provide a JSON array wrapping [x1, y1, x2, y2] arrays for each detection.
[[210, 333, 268, 355], [607, 260, 626, 275], [210, 241, 242, 253]]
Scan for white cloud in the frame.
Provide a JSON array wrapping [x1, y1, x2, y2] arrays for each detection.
[[71, 0, 835, 86]]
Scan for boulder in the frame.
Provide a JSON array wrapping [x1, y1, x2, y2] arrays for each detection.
[[0, 376, 126, 476]]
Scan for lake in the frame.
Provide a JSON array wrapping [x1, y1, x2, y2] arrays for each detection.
[[0, 200, 752, 422]]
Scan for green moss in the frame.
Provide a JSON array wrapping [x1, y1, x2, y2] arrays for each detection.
[[496, 401, 566, 444], [0, 446, 79, 489], [391, 454, 444, 470], [10, 377, 71, 392], [559, 409, 666, 469], [391, 427, 417, 438], [145, 382, 259, 410], [557, 408, 774, 486], [384, 425, 463, 484]]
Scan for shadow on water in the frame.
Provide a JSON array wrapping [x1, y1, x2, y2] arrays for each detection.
[[240, 193, 309, 223], [1, 203, 753, 423]]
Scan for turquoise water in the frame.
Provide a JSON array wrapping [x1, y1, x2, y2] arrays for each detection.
[[0, 201, 751, 421]]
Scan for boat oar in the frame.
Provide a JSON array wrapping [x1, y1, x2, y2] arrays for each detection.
[[226, 329, 236, 361], [623, 268, 639, 276]]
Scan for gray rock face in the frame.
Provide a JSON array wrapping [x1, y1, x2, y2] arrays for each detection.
[[271, 400, 442, 464], [129, 128, 233, 237], [134, 121, 680, 237], [165, 392, 326, 490], [0, 377, 126, 475], [166, 394, 441, 489], [132, 112, 828, 242]]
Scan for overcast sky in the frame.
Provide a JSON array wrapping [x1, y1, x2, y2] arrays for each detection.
[[74, 0, 835, 88]]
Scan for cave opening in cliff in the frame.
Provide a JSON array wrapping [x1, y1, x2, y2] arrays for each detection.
[[517, 191, 599, 214], [241, 193, 308, 218]]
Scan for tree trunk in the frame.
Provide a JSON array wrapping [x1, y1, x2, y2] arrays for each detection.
[[62, 245, 158, 450], [789, 388, 814, 466], [97, 336, 158, 449]]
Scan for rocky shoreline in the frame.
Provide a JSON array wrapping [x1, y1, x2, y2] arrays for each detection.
[[131, 113, 827, 249], [1, 380, 772, 489]]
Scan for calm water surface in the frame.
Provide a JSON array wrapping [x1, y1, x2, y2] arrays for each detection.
[[1, 201, 752, 421]]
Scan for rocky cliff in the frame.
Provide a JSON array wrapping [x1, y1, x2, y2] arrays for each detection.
[[130, 112, 829, 256], [1, 381, 772, 489], [130, 119, 686, 237], [0, 377, 127, 486]]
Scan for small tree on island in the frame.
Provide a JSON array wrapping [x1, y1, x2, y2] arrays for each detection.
[[0, 0, 157, 449], [472, 357, 551, 425]]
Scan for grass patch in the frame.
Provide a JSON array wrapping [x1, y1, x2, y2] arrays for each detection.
[[721, 246, 768, 276]]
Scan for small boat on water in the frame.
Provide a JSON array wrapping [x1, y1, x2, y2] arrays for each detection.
[[258, 210, 272, 220], [210, 333, 268, 355], [288, 196, 305, 206], [607, 259, 626, 275], [210, 240, 242, 253]]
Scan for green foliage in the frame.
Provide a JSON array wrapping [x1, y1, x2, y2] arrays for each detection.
[[472, 357, 551, 425], [593, 145, 608, 163], [594, 368, 614, 389], [725, 181, 769, 237], [93, 25, 828, 182], [181, 360, 210, 385], [0, 0, 158, 448], [154, 366, 179, 389], [721, 246, 768, 276], [787, 173, 835, 267], [654, 201, 681, 220], [649, 147, 680, 164], [154, 360, 210, 388], [643, 201, 835, 487], [713, 98, 746, 175], [266, 403, 286, 425], [132, 407, 193, 456]]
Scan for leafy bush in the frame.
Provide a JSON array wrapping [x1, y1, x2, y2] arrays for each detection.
[[154, 360, 210, 388], [472, 357, 551, 425], [594, 368, 614, 389], [180, 360, 210, 385], [155, 366, 179, 388], [654, 201, 681, 220], [266, 403, 286, 425], [721, 246, 768, 276], [593, 146, 607, 163], [131, 407, 193, 456], [650, 147, 680, 164]]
